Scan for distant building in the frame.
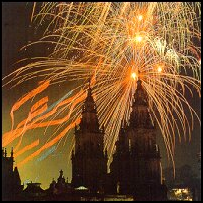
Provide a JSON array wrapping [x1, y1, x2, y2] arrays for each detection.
[[47, 169, 73, 195], [22, 182, 46, 200], [71, 84, 108, 193], [109, 79, 167, 200], [2, 148, 23, 200]]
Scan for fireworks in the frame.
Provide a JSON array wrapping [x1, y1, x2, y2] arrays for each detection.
[[2, 2, 201, 171]]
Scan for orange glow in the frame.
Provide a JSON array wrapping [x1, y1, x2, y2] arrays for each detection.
[[135, 35, 143, 42], [199, 59, 201, 65], [131, 72, 137, 80], [157, 66, 163, 73], [138, 15, 143, 21]]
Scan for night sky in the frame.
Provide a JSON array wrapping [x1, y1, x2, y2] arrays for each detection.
[[2, 2, 201, 189]]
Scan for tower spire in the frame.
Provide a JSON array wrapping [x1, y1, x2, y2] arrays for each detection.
[[80, 82, 99, 131], [11, 147, 14, 157], [87, 77, 92, 98], [133, 78, 147, 106], [129, 77, 154, 128]]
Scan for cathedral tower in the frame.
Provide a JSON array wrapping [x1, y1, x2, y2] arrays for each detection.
[[110, 79, 167, 200], [71, 84, 108, 193]]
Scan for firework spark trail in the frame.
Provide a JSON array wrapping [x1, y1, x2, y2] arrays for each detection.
[[36, 145, 56, 162], [44, 75, 97, 145], [31, 96, 49, 113], [13, 103, 48, 151], [3, 86, 49, 148], [3, 78, 85, 147], [10, 80, 50, 130], [35, 90, 73, 119], [16, 76, 95, 166], [3, 103, 48, 147], [2, 2, 201, 171], [14, 139, 39, 158], [3, 82, 88, 166], [17, 117, 80, 168], [2, 91, 85, 147]]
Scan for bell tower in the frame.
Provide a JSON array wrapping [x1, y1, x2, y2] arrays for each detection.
[[71, 84, 108, 193], [110, 79, 167, 200]]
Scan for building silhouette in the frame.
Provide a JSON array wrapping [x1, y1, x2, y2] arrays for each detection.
[[2, 148, 23, 200], [71, 79, 167, 200], [2, 79, 168, 201], [48, 169, 72, 195], [22, 182, 45, 200], [71, 84, 108, 193], [109, 79, 167, 200]]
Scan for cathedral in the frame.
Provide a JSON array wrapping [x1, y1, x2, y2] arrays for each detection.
[[71, 79, 167, 200]]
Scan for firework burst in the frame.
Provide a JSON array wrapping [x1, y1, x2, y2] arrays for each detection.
[[3, 2, 201, 172]]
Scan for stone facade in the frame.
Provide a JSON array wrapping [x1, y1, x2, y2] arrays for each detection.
[[71, 85, 108, 193], [109, 79, 167, 200]]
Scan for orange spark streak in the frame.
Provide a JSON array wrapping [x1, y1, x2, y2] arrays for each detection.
[[3, 91, 85, 147], [17, 118, 80, 168], [14, 139, 39, 158], [3, 103, 48, 147], [13, 103, 48, 151], [31, 96, 48, 113], [10, 81, 50, 130], [16, 102, 48, 130], [4, 77, 94, 162]]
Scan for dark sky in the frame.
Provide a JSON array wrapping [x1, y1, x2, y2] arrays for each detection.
[[2, 2, 201, 189]]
